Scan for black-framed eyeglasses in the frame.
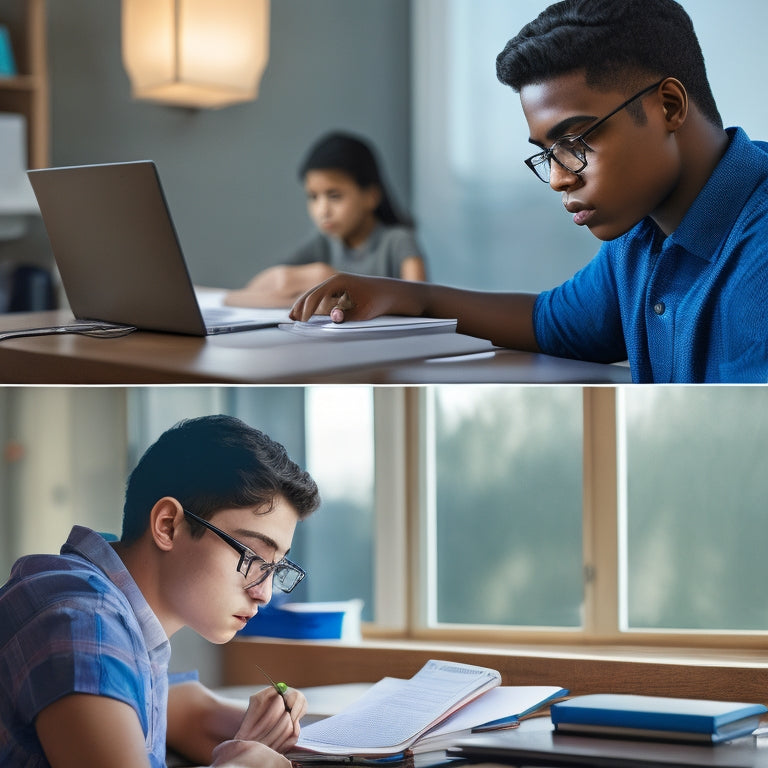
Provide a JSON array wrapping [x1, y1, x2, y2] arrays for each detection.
[[183, 509, 306, 593], [524, 78, 666, 183]]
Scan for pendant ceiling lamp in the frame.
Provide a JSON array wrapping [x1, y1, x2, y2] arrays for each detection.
[[122, 0, 270, 109]]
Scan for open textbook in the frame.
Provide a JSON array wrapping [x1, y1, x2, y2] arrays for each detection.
[[292, 659, 567, 759]]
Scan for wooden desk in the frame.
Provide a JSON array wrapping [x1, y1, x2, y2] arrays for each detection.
[[0, 310, 632, 384], [213, 648, 768, 768], [218, 640, 768, 767], [450, 715, 768, 767]]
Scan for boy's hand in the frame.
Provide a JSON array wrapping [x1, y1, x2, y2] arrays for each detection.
[[234, 686, 307, 753], [290, 272, 423, 323], [211, 738, 291, 767]]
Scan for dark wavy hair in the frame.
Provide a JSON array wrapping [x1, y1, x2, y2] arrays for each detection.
[[298, 131, 413, 227], [496, 0, 722, 128], [121, 415, 320, 543]]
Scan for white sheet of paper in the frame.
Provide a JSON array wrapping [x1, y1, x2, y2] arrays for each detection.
[[419, 685, 565, 742]]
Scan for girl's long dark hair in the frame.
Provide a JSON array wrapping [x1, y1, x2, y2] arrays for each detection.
[[298, 131, 413, 227]]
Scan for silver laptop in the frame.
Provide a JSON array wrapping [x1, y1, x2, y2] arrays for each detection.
[[27, 160, 284, 336]]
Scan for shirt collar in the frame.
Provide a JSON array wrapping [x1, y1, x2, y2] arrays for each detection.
[[668, 127, 768, 260], [61, 525, 169, 656]]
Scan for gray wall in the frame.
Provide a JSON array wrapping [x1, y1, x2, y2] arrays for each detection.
[[45, 0, 412, 289]]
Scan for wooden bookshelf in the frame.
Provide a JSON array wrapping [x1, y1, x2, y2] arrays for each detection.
[[0, 0, 48, 168]]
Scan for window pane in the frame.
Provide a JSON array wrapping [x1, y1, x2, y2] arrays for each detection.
[[300, 387, 375, 621], [621, 387, 768, 631], [414, 0, 768, 296], [413, 0, 596, 294], [430, 386, 583, 627]]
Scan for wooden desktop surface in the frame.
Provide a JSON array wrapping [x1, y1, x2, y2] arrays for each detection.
[[203, 679, 768, 768], [214, 642, 768, 768], [0, 310, 632, 384]]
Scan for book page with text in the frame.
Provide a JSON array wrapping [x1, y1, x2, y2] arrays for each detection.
[[295, 660, 500, 756]]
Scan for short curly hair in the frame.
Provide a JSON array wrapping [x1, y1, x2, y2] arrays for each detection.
[[496, 0, 722, 128]]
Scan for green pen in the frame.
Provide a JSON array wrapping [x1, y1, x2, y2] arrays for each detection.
[[254, 662, 292, 713]]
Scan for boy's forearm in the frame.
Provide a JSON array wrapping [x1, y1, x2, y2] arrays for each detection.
[[410, 283, 540, 352], [290, 274, 540, 351], [167, 682, 246, 765]]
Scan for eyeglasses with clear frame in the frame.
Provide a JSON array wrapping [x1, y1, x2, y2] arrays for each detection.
[[524, 78, 666, 183], [183, 509, 306, 593]]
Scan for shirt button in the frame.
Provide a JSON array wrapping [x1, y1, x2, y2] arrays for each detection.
[[653, 301, 666, 315]]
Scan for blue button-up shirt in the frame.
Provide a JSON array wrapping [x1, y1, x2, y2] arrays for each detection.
[[0, 526, 171, 767], [534, 127, 768, 382]]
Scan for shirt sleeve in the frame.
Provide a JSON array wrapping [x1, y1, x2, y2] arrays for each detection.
[[168, 669, 200, 686], [2, 573, 151, 734], [383, 227, 426, 277], [533, 244, 628, 364]]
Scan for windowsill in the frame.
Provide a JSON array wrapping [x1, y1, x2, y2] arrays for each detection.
[[223, 636, 768, 704], [232, 633, 768, 664]]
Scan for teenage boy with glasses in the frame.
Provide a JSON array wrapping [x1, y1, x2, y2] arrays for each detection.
[[290, 0, 768, 383], [0, 415, 321, 768]]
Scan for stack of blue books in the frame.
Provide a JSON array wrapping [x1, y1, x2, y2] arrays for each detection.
[[551, 693, 767, 744]]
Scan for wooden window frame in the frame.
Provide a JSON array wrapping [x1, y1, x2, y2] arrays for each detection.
[[362, 386, 768, 652]]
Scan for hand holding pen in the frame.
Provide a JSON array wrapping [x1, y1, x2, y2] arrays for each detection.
[[255, 661, 294, 714], [232, 664, 307, 754]]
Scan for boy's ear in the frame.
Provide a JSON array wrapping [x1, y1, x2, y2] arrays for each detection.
[[659, 77, 687, 131], [149, 497, 184, 552]]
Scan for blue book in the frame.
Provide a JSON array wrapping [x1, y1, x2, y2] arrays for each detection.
[[551, 694, 767, 744]]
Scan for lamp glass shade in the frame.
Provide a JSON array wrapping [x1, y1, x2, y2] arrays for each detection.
[[122, 0, 270, 109]]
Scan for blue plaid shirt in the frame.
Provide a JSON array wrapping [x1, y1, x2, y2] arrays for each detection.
[[0, 526, 171, 767], [534, 127, 768, 383]]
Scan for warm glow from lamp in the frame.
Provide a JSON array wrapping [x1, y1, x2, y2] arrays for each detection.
[[122, 0, 270, 109]]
